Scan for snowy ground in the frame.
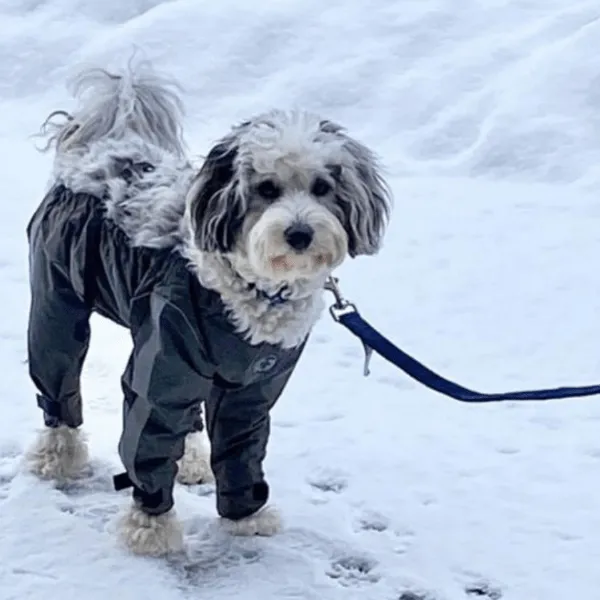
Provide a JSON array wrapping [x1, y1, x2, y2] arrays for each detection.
[[2, 1, 600, 599]]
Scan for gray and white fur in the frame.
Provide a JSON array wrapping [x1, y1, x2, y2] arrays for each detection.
[[29, 61, 393, 554], [43, 67, 392, 350], [40, 60, 187, 158], [180, 110, 393, 347]]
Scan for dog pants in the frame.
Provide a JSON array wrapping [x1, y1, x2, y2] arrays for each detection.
[[26, 184, 306, 520]]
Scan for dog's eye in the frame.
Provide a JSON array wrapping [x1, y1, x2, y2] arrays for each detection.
[[311, 177, 332, 197], [138, 162, 155, 173], [256, 180, 281, 200]]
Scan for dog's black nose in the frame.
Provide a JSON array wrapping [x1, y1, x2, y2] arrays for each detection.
[[284, 223, 314, 251]]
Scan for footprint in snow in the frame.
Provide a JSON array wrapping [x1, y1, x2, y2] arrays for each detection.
[[307, 468, 348, 493], [171, 526, 265, 587], [355, 509, 417, 557], [53, 460, 115, 497], [398, 592, 436, 600], [51, 459, 126, 531], [465, 582, 502, 599], [326, 554, 380, 587], [57, 501, 120, 533], [355, 509, 390, 532]]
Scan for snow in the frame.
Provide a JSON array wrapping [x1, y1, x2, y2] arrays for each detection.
[[1, 1, 600, 598]]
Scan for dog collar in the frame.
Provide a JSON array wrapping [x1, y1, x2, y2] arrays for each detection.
[[223, 257, 292, 307], [247, 282, 292, 307]]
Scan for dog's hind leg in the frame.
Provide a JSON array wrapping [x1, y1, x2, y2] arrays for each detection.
[[25, 285, 91, 482], [24, 201, 92, 482], [176, 403, 214, 485]]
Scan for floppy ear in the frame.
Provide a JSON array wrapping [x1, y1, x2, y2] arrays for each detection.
[[333, 135, 393, 257], [187, 139, 245, 253]]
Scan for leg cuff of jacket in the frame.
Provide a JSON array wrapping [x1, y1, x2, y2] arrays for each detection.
[[217, 481, 270, 521], [36, 394, 82, 428], [37, 394, 61, 417], [37, 394, 63, 428], [133, 486, 174, 516], [112, 472, 174, 516]]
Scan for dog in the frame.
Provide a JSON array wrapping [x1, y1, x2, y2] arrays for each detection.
[[24, 61, 392, 556]]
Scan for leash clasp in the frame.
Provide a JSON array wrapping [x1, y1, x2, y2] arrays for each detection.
[[325, 276, 357, 321], [325, 276, 372, 376]]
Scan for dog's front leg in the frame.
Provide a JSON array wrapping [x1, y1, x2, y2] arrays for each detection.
[[204, 374, 298, 538], [116, 435, 185, 557], [118, 501, 183, 557], [25, 234, 93, 483]]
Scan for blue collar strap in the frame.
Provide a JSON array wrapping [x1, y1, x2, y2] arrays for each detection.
[[325, 277, 600, 403]]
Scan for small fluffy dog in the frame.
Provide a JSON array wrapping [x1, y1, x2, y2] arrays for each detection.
[[24, 62, 392, 556]]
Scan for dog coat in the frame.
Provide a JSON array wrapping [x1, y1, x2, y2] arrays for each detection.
[[26, 140, 306, 519]]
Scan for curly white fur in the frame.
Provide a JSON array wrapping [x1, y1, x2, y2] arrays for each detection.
[[118, 504, 183, 557], [176, 431, 214, 485], [220, 505, 282, 537], [25, 425, 89, 482], [182, 249, 328, 348]]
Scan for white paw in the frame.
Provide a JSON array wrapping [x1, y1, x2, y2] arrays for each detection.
[[220, 505, 282, 537], [176, 431, 214, 485], [25, 425, 89, 482], [117, 503, 183, 557]]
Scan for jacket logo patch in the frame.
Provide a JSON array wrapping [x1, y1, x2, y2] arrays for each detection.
[[252, 354, 278, 375]]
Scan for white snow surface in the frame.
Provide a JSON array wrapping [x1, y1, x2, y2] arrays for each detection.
[[1, 1, 600, 599]]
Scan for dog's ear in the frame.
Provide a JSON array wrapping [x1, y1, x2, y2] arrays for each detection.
[[187, 139, 245, 253], [318, 120, 392, 257], [333, 137, 393, 257]]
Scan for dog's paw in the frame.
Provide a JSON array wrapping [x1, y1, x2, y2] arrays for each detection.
[[117, 503, 183, 557], [220, 505, 282, 537], [176, 431, 214, 485], [25, 425, 89, 482]]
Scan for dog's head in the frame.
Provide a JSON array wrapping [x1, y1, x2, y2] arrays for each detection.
[[185, 110, 392, 284]]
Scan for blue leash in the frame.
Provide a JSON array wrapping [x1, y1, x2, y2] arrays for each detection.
[[325, 278, 600, 402]]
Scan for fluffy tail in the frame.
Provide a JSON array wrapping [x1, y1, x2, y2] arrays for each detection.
[[39, 60, 187, 157]]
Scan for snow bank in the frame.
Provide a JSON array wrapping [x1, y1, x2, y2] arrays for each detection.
[[1, 0, 599, 184]]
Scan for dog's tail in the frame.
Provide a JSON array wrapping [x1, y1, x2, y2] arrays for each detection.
[[39, 60, 187, 157]]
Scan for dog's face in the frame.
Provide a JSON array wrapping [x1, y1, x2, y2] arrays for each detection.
[[186, 110, 392, 283]]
